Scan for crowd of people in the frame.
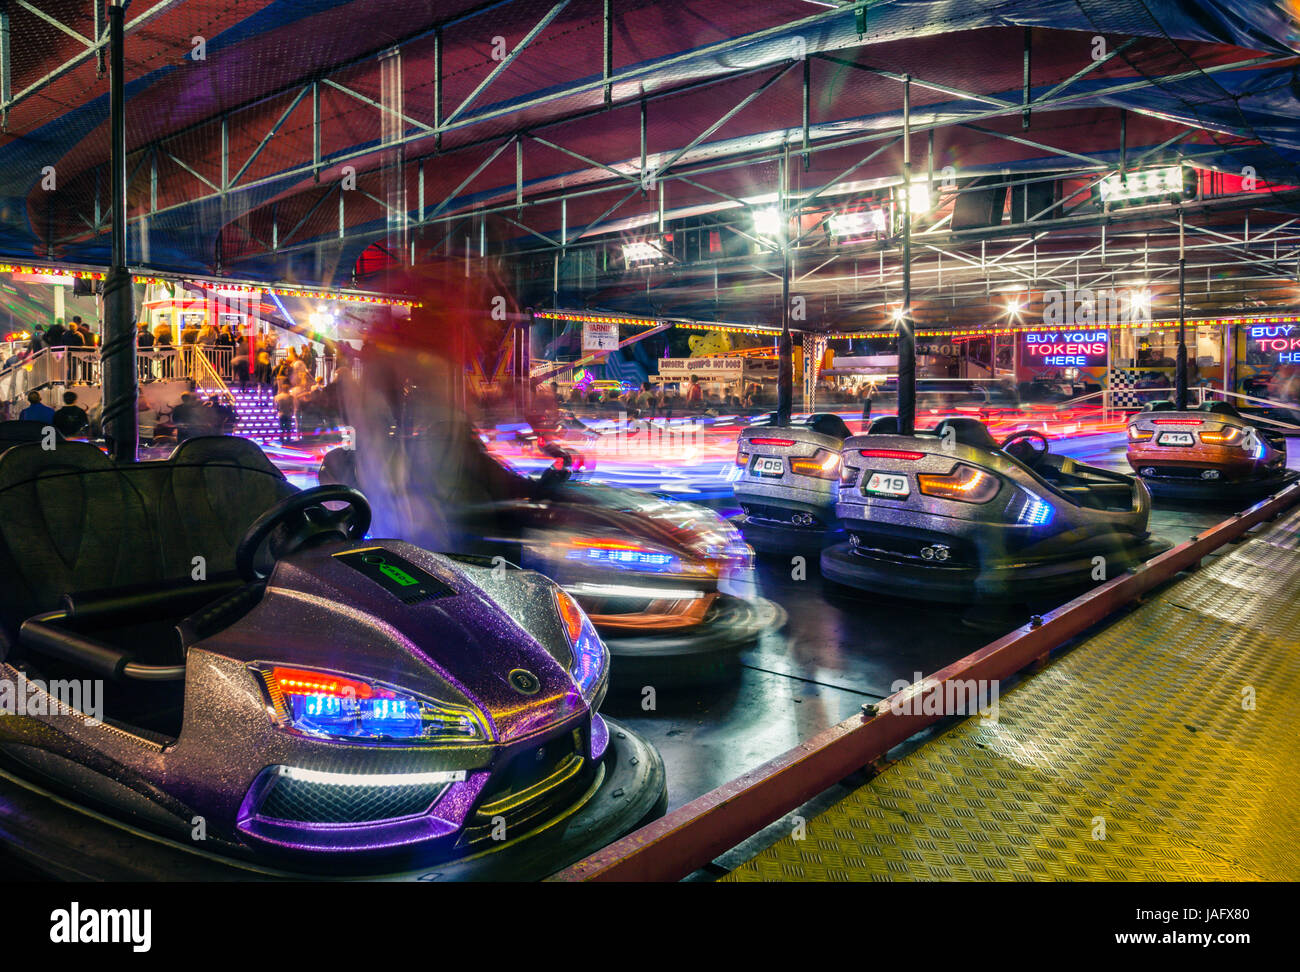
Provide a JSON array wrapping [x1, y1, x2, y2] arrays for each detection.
[[536, 376, 774, 418]]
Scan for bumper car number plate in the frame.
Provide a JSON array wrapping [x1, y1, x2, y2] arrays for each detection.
[[752, 456, 785, 477], [864, 472, 909, 497], [1157, 432, 1194, 446]]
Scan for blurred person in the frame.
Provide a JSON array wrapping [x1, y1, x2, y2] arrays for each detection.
[[171, 391, 214, 441], [686, 373, 703, 410], [274, 378, 295, 444], [207, 394, 238, 435], [154, 324, 174, 378]]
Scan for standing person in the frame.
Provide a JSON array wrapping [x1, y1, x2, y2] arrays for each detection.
[[216, 324, 237, 379], [635, 381, 655, 416], [299, 341, 317, 381], [137, 321, 155, 382], [179, 318, 199, 378], [686, 374, 704, 410], [255, 340, 274, 396], [18, 390, 55, 424], [52, 391, 89, 438], [154, 324, 174, 378], [274, 378, 295, 444]]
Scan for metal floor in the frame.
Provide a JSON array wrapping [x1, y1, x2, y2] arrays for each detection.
[[723, 504, 1300, 881]]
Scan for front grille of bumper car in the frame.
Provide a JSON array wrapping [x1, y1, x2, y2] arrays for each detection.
[[258, 774, 451, 824]]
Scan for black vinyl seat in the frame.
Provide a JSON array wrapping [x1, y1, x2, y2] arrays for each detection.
[[867, 416, 899, 435], [805, 413, 852, 441], [931, 416, 1001, 452], [0, 436, 296, 654], [0, 420, 61, 450], [1200, 401, 1240, 417]]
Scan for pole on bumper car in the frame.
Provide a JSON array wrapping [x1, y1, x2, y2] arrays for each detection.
[[776, 143, 793, 426], [101, 2, 137, 462], [1175, 210, 1188, 410], [896, 75, 916, 435]]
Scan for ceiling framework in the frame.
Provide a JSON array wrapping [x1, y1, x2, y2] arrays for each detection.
[[3, 0, 1300, 331]]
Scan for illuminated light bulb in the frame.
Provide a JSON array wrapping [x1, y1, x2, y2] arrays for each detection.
[[752, 208, 783, 237]]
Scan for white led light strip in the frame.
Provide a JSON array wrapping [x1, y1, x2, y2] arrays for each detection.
[[278, 766, 468, 787]]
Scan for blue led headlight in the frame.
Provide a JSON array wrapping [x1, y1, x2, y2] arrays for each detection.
[[555, 589, 608, 699]]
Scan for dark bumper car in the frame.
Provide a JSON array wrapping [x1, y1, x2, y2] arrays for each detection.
[[0, 436, 664, 880], [822, 417, 1170, 604], [1126, 400, 1299, 504], [320, 434, 784, 686], [732, 413, 849, 554]]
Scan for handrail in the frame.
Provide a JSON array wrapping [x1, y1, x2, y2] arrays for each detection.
[[189, 346, 231, 399]]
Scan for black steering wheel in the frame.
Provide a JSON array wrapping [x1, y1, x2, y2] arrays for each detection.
[[237, 485, 372, 581], [1000, 429, 1051, 468], [537, 439, 575, 489]]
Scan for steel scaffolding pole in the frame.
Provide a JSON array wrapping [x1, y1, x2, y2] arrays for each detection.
[[1176, 210, 1188, 410], [897, 75, 916, 436], [102, 3, 137, 462], [777, 143, 793, 426]]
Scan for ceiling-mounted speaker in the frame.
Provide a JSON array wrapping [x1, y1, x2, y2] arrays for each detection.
[[950, 176, 1007, 230], [1009, 177, 1061, 224]]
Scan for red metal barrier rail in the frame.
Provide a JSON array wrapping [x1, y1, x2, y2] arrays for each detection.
[[552, 483, 1300, 882]]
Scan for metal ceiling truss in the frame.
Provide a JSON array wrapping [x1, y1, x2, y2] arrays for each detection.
[[46, 1, 1295, 291]]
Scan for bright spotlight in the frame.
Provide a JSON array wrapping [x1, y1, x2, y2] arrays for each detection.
[[752, 207, 783, 237], [908, 183, 932, 214]]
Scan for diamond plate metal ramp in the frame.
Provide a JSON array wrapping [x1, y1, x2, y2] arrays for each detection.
[[725, 508, 1300, 881]]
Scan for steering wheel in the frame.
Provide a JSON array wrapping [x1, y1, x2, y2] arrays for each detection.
[[236, 485, 372, 581], [1000, 429, 1051, 468], [537, 439, 575, 489]]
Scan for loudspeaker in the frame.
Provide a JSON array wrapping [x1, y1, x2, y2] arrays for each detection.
[[1009, 178, 1060, 224], [950, 176, 1007, 230]]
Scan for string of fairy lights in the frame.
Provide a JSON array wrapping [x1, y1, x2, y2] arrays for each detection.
[[532, 308, 1295, 341], [0, 264, 419, 308]]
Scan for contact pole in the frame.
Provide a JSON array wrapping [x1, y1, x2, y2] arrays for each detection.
[[897, 75, 916, 435], [1175, 210, 1188, 410], [776, 143, 793, 426], [101, 2, 137, 461]]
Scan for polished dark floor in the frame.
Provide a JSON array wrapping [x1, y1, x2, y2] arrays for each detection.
[[604, 432, 1237, 812]]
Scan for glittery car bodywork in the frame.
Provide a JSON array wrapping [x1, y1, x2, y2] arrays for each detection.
[[0, 540, 618, 871], [823, 423, 1168, 602]]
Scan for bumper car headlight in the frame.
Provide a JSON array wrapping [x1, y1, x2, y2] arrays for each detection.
[[560, 537, 719, 578], [254, 665, 491, 743], [555, 589, 607, 699], [917, 463, 1001, 503]]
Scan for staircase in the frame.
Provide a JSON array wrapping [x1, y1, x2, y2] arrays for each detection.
[[198, 384, 296, 444]]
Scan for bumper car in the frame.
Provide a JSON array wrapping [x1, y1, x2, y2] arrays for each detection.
[[0, 437, 664, 880], [319, 433, 784, 686], [733, 413, 851, 553], [1126, 400, 1298, 503], [821, 416, 1170, 603]]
